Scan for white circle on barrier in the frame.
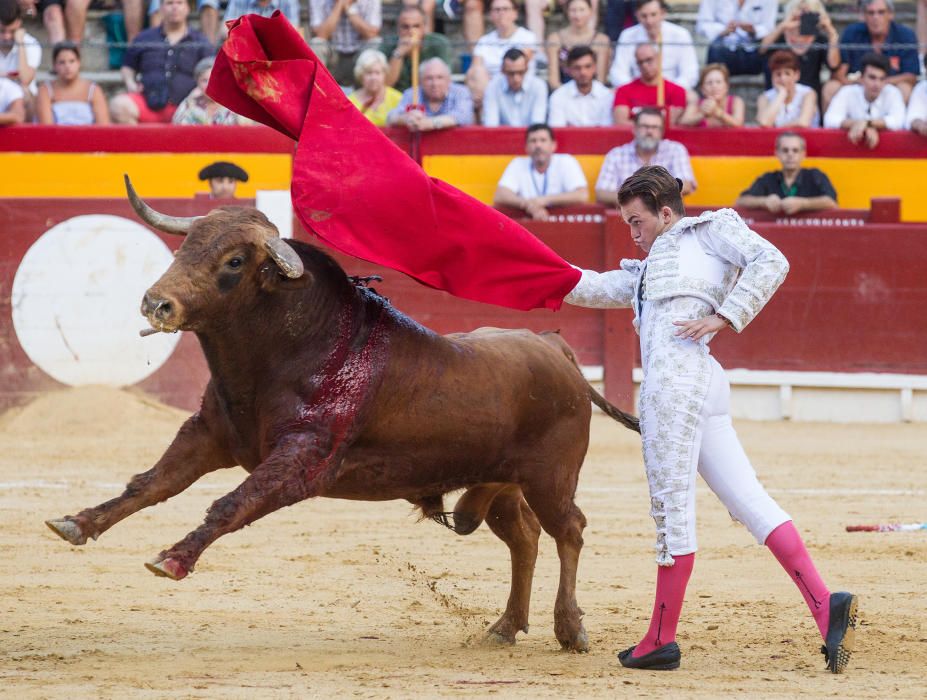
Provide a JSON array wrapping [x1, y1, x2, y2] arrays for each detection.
[[11, 215, 180, 387]]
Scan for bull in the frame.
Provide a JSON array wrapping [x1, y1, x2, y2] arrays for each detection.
[[45, 177, 639, 652]]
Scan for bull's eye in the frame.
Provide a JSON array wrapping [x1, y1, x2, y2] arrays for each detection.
[[227, 257, 244, 269]]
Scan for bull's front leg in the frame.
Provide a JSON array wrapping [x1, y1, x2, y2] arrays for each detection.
[[45, 413, 235, 546], [146, 432, 324, 580]]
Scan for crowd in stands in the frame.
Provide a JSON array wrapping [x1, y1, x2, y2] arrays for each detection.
[[1, 0, 927, 210]]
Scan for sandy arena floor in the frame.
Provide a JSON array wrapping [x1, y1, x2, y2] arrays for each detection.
[[1, 386, 925, 699]]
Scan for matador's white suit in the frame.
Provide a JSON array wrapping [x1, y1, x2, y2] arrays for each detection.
[[566, 209, 792, 566]]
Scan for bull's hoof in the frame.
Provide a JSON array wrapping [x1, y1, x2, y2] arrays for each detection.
[[482, 629, 517, 646], [557, 623, 589, 653], [145, 557, 188, 581], [45, 518, 88, 545]]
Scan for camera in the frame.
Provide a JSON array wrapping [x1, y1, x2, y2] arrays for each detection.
[[799, 11, 820, 36]]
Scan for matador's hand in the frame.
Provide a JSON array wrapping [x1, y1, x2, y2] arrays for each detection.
[[673, 313, 730, 340]]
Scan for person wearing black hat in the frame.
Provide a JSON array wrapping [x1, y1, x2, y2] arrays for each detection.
[[198, 161, 249, 199]]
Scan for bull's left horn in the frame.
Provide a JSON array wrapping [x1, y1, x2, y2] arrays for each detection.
[[124, 174, 201, 236], [264, 238, 304, 278]]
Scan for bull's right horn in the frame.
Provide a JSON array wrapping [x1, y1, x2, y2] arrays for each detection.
[[124, 174, 201, 236]]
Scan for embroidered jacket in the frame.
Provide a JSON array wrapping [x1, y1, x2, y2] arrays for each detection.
[[565, 209, 789, 333]]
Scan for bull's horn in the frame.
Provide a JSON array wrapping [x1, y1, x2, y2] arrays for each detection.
[[124, 174, 201, 236], [264, 238, 304, 279]]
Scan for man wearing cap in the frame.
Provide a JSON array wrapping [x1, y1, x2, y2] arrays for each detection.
[[199, 161, 249, 199]]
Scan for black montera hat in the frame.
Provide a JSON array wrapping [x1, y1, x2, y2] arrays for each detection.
[[198, 161, 249, 182]]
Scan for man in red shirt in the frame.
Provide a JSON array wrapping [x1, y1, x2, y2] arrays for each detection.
[[613, 42, 689, 125]]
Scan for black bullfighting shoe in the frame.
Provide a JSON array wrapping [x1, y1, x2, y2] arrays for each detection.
[[617, 642, 681, 670], [821, 591, 858, 674]]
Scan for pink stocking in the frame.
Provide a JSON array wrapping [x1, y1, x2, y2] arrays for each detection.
[[632, 553, 695, 657], [765, 521, 831, 638]]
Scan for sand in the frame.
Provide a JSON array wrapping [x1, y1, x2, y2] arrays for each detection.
[[1, 387, 925, 699]]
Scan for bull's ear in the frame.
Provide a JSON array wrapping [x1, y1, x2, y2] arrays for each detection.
[[263, 238, 304, 279]]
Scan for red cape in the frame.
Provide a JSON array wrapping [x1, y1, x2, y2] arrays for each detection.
[[206, 12, 580, 311]]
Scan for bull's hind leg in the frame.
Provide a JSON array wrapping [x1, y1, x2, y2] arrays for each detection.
[[482, 485, 542, 646], [45, 413, 234, 546], [522, 486, 589, 653]]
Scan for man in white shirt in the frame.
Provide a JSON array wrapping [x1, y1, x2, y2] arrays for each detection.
[[608, 0, 699, 89], [904, 77, 927, 136], [493, 124, 589, 220], [595, 107, 696, 205], [549, 46, 614, 127], [0, 1, 41, 96], [697, 0, 778, 76], [823, 52, 906, 149], [482, 48, 548, 127]]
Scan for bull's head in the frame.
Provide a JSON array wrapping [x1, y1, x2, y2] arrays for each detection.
[[126, 175, 305, 334]]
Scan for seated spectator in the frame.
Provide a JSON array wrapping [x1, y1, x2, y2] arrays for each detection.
[[382, 6, 452, 93], [399, 0, 436, 35], [493, 124, 589, 220], [199, 161, 249, 199], [546, 0, 610, 90], [36, 41, 109, 125], [735, 132, 837, 213], [696, 0, 777, 76], [18, 0, 90, 46], [387, 57, 474, 131], [905, 77, 927, 136], [824, 0, 918, 108], [759, 0, 840, 98], [110, 0, 213, 125], [147, 0, 228, 46], [309, 0, 383, 87], [549, 45, 613, 127], [595, 107, 696, 205], [678, 62, 745, 127], [1, 0, 41, 98], [445, 0, 547, 51], [0, 74, 24, 124], [824, 52, 905, 149], [609, 0, 699, 90], [466, 0, 540, 113], [614, 43, 688, 125], [755, 50, 818, 128], [173, 57, 248, 125], [482, 48, 548, 127], [347, 49, 402, 126]]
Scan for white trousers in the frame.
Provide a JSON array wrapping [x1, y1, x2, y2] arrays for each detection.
[[639, 298, 790, 565]]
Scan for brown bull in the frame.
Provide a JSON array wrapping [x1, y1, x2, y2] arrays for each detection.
[[46, 177, 639, 652]]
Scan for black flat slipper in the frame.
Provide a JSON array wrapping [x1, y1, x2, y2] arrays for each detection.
[[617, 642, 681, 670], [821, 591, 858, 674]]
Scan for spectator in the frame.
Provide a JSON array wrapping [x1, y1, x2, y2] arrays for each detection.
[[696, 0, 778, 76], [147, 0, 227, 47], [466, 0, 540, 113], [596, 107, 695, 205], [0, 74, 23, 124], [347, 48, 402, 126], [172, 57, 247, 125], [546, 0, 610, 90], [493, 124, 589, 220], [399, 0, 436, 35], [548, 45, 613, 127], [198, 161, 249, 199], [224, 0, 301, 36], [759, 0, 840, 98], [382, 6, 452, 93], [0, 0, 40, 97], [608, 0, 699, 89], [678, 62, 745, 127], [36, 41, 109, 125], [614, 43, 688, 125], [905, 76, 927, 135], [482, 47, 548, 127], [824, 0, 918, 108], [388, 57, 474, 130], [824, 53, 905, 149], [110, 0, 213, 125], [17, 0, 90, 46], [756, 50, 818, 128], [735, 132, 837, 213], [309, 0, 382, 87]]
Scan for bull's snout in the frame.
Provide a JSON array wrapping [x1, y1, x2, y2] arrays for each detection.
[[141, 291, 179, 329]]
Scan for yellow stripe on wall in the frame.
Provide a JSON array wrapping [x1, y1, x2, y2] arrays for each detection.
[[0, 153, 292, 198], [423, 154, 927, 222]]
